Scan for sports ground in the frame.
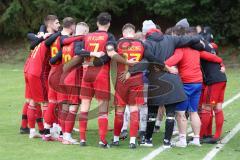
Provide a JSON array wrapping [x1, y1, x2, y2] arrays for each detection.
[[0, 62, 239, 160]]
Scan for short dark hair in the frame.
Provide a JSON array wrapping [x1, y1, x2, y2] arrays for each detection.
[[165, 27, 173, 35], [172, 25, 186, 36], [186, 27, 197, 35], [44, 15, 58, 26], [62, 17, 76, 28], [122, 23, 135, 32], [97, 12, 111, 25]]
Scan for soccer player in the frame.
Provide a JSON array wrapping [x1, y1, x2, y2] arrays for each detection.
[[77, 12, 135, 148], [111, 23, 148, 149], [50, 21, 106, 144], [199, 35, 227, 144], [42, 17, 77, 142], [20, 25, 48, 134], [165, 27, 225, 147], [26, 15, 60, 139]]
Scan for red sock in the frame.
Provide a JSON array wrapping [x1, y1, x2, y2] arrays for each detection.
[[27, 105, 36, 128], [79, 112, 88, 141], [200, 109, 212, 138], [42, 104, 48, 118], [44, 102, 57, 126], [130, 111, 139, 137], [21, 102, 29, 128], [207, 110, 213, 136], [36, 105, 44, 131], [59, 107, 68, 133], [114, 111, 124, 136], [213, 109, 224, 139], [98, 112, 108, 143], [65, 110, 77, 133], [57, 104, 62, 125]]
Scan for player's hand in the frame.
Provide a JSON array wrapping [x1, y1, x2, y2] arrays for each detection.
[[82, 62, 94, 68], [119, 71, 131, 83], [37, 32, 45, 38], [220, 66, 226, 73], [43, 33, 51, 39], [126, 58, 137, 66], [166, 66, 178, 74], [90, 51, 105, 58]]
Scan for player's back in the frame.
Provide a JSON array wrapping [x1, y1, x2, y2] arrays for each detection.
[[117, 38, 144, 83], [84, 31, 110, 74], [28, 41, 50, 77], [177, 47, 202, 83]]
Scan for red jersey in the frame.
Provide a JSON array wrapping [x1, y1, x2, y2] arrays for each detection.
[[27, 41, 51, 77], [117, 38, 144, 82], [61, 41, 83, 86], [117, 38, 144, 73], [165, 48, 223, 83], [83, 31, 112, 74], [24, 52, 32, 73], [62, 43, 75, 64], [50, 36, 61, 66]]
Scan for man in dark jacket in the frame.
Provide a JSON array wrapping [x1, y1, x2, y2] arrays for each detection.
[[199, 39, 227, 144], [129, 20, 202, 148]]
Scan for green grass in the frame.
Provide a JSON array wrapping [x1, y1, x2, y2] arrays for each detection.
[[0, 63, 239, 160]]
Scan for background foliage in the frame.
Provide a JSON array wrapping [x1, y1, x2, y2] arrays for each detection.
[[0, 0, 239, 44]]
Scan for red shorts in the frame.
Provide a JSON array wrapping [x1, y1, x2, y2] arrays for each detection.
[[48, 67, 59, 101], [27, 73, 48, 102], [58, 68, 82, 104], [114, 75, 144, 106], [199, 82, 226, 106], [24, 72, 31, 99], [80, 67, 110, 100]]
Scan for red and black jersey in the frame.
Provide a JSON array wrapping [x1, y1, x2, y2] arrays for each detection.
[[27, 41, 51, 77], [61, 35, 84, 64], [62, 42, 75, 64], [83, 30, 116, 73], [50, 36, 61, 59], [117, 38, 144, 75]]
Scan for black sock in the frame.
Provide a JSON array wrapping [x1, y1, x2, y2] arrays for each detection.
[[164, 118, 175, 141]]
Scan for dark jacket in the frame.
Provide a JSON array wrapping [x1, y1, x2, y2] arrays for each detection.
[[200, 40, 227, 85], [143, 32, 201, 106]]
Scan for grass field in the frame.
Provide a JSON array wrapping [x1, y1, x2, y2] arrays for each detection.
[[0, 62, 239, 160]]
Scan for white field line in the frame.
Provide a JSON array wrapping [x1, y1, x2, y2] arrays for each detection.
[[141, 92, 240, 160], [202, 122, 240, 160]]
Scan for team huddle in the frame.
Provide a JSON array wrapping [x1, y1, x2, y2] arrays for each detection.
[[19, 12, 227, 149]]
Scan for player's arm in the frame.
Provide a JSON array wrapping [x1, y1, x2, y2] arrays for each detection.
[[45, 32, 61, 46], [105, 33, 133, 65], [92, 54, 111, 66], [128, 58, 149, 75], [62, 36, 84, 45], [200, 51, 223, 65], [173, 35, 201, 48], [27, 33, 44, 50], [164, 48, 183, 67], [74, 41, 108, 66], [49, 50, 62, 65], [106, 45, 128, 64]]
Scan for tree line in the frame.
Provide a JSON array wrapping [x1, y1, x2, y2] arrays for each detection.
[[0, 0, 239, 44]]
